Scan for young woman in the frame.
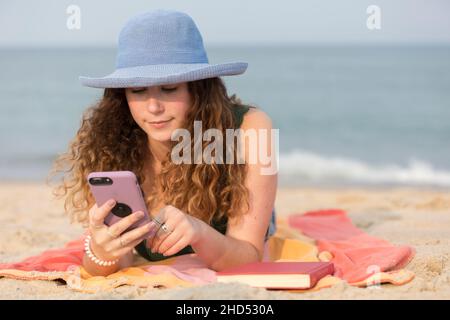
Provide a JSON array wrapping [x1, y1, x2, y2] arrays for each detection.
[[49, 9, 277, 276]]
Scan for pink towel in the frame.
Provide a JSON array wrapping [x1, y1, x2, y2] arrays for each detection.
[[0, 235, 215, 285], [0, 209, 415, 290], [0, 237, 85, 272], [288, 209, 415, 283], [143, 254, 217, 285]]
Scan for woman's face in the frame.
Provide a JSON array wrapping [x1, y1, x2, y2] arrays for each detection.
[[125, 82, 192, 142]]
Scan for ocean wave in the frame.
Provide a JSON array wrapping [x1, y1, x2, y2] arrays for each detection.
[[279, 149, 450, 187]]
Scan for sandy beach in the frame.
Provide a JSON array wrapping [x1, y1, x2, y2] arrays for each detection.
[[0, 182, 449, 299]]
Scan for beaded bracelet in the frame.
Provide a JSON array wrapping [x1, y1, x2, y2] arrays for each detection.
[[84, 235, 119, 267]]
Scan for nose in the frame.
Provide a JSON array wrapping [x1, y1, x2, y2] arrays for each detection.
[[147, 101, 164, 114], [145, 89, 165, 113]]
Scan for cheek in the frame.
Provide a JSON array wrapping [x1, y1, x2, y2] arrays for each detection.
[[128, 103, 144, 124], [173, 103, 191, 123]]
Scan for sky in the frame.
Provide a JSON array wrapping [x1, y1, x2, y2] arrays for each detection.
[[1, 0, 449, 47]]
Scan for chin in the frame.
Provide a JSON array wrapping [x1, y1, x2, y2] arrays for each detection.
[[147, 131, 173, 142]]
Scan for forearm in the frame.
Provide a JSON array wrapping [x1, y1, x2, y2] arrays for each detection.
[[82, 251, 134, 277], [191, 220, 261, 271]]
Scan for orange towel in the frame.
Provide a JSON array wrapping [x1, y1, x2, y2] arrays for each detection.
[[0, 209, 415, 293]]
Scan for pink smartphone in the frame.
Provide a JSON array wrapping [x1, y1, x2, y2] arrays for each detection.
[[87, 170, 156, 239]]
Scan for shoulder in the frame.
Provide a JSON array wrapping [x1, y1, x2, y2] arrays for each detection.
[[238, 108, 276, 167], [240, 107, 273, 131]]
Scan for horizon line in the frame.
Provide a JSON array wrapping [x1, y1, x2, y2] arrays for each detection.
[[1, 41, 450, 50]]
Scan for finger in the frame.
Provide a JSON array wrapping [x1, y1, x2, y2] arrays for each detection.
[[161, 235, 188, 257], [113, 237, 147, 258], [150, 223, 172, 252], [88, 204, 99, 227], [90, 199, 116, 228], [112, 222, 155, 251], [157, 231, 183, 255], [147, 207, 170, 247], [109, 211, 146, 236], [151, 206, 168, 226]]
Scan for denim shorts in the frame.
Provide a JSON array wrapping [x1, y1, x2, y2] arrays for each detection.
[[264, 208, 277, 242]]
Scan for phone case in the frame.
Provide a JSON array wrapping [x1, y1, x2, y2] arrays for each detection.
[[87, 170, 156, 239]]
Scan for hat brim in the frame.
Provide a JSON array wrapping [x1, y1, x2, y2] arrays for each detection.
[[79, 62, 248, 88]]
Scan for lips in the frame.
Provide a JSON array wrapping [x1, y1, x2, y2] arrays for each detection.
[[146, 118, 173, 129], [149, 118, 173, 124]]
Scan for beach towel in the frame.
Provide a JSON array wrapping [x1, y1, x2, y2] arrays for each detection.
[[0, 209, 415, 293], [288, 209, 416, 284]]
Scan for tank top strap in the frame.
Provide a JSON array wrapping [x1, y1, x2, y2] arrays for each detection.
[[231, 104, 252, 128]]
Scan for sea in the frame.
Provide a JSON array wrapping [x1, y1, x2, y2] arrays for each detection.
[[0, 45, 449, 188]]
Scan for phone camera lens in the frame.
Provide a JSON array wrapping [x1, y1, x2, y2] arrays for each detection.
[[88, 177, 113, 185]]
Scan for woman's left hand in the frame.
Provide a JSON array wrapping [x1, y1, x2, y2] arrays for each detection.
[[147, 205, 204, 256]]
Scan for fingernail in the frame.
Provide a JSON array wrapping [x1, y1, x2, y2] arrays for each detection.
[[107, 199, 116, 207]]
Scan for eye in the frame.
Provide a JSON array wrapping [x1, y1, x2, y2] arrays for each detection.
[[162, 86, 177, 93], [130, 88, 146, 93]]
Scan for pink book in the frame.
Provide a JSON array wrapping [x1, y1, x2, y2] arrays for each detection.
[[216, 262, 334, 290]]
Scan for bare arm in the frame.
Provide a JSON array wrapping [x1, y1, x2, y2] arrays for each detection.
[[191, 109, 278, 270], [190, 221, 262, 271], [82, 250, 134, 277]]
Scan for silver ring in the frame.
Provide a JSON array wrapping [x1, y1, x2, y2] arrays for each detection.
[[160, 223, 172, 234], [153, 217, 162, 227]]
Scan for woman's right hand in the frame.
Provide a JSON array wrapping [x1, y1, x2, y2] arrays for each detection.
[[87, 199, 155, 262]]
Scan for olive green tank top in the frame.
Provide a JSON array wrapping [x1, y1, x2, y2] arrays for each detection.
[[134, 104, 256, 261]]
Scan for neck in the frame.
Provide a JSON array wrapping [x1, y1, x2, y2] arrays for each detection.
[[147, 138, 172, 167]]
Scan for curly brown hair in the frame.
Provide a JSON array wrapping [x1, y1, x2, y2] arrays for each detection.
[[47, 77, 255, 228]]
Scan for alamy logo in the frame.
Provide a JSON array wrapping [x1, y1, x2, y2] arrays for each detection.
[[170, 121, 279, 175], [66, 5, 81, 30], [366, 5, 381, 30]]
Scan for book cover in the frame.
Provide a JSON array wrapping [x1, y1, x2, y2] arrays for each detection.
[[216, 261, 334, 289]]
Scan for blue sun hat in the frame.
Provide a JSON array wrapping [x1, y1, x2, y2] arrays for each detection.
[[79, 9, 248, 88]]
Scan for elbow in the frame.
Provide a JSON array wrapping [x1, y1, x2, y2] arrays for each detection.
[[250, 243, 264, 262], [240, 240, 264, 265]]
